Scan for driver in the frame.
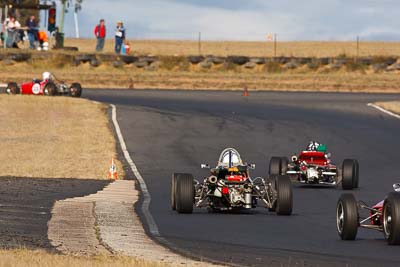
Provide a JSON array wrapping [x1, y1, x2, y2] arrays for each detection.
[[42, 71, 52, 81], [307, 141, 320, 151]]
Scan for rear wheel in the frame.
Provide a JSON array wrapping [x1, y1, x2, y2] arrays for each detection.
[[336, 194, 358, 240], [6, 82, 20, 94], [275, 175, 292, 215], [175, 173, 194, 214], [269, 157, 281, 176], [342, 159, 356, 190], [44, 82, 57, 96], [69, 82, 82, 97], [171, 173, 179, 210], [383, 192, 400, 245]]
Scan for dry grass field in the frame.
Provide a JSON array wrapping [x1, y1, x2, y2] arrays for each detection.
[[0, 95, 123, 179], [1, 62, 400, 92], [0, 249, 171, 267], [375, 101, 400, 114], [64, 38, 400, 57]]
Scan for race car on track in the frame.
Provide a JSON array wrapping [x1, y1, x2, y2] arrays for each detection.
[[171, 148, 293, 215], [336, 184, 400, 245], [5, 72, 82, 97], [269, 141, 359, 190]]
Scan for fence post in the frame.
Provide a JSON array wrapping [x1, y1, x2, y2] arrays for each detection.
[[274, 33, 277, 57], [356, 36, 359, 58], [198, 31, 202, 55]]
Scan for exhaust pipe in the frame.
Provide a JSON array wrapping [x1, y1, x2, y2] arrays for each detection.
[[208, 176, 218, 184]]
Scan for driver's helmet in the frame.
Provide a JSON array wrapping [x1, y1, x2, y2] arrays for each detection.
[[42, 71, 52, 80]]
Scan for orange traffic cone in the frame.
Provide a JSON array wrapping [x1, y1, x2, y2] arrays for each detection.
[[242, 86, 249, 97], [107, 158, 118, 180]]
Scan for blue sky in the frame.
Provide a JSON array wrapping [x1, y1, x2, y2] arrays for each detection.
[[50, 0, 400, 41]]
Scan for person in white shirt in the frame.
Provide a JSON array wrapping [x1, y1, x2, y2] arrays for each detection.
[[114, 21, 126, 54], [6, 16, 21, 48]]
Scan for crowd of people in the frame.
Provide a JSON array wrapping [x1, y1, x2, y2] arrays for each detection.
[[1, 13, 129, 55], [94, 18, 130, 55], [1, 14, 48, 50]]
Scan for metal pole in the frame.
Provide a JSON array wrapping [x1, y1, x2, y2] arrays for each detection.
[[274, 33, 277, 57], [74, 11, 79, 38], [198, 31, 201, 55], [59, 0, 67, 33]]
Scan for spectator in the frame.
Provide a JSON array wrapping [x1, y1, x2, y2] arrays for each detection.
[[94, 19, 106, 52], [26, 15, 38, 49], [6, 16, 21, 48], [114, 21, 125, 54]]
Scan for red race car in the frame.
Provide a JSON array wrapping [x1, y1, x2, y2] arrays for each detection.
[[5, 72, 82, 97], [337, 184, 400, 245], [270, 141, 359, 190]]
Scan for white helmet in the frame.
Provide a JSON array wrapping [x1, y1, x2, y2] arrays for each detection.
[[42, 72, 51, 80]]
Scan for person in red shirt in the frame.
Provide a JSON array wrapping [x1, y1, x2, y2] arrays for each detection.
[[94, 19, 106, 52]]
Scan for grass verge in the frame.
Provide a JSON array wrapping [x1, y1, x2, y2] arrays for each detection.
[[1, 63, 400, 92], [375, 101, 400, 115], [0, 249, 170, 267], [0, 95, 123, 179], [63, 38, 400, 57]]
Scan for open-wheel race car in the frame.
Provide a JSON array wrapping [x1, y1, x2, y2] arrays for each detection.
[[5, 72, 82, 97], [270, 141, 359, 190], [336, 184, 400, 245], [171, 148, 293, 215]]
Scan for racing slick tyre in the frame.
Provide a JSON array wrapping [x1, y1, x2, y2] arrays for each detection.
[[342, 159, 357, 190], [275, 175, 293, 215], [352, 160, 359, 189], [280, 157, 289, 175], [383, 192, 400, 245], [269, 157, 282, 176], [171, 173, 180, 210], [69, 83, 82, 97], [44, 82, 57, 96], [336, 193, 358, 240], [6, 82, 20, 94], [175, 173, 195, 214]]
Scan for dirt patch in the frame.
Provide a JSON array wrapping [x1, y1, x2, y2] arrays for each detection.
[[48, 201, 109, 256], [0, 96, 123, 179], [0, 176, 110, 250], [375, 101, 400, 114]]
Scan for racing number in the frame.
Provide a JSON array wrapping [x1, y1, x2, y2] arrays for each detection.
[[32, 83, 41, 95]]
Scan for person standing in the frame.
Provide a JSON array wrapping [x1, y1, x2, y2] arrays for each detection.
[[114, 21, 125, 54], [26, 15, 38, 49], [6, 16, 21, 48], [94, 19, 106, 52]]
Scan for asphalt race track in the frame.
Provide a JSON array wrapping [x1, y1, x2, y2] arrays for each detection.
[[85, 89, 400, 267]]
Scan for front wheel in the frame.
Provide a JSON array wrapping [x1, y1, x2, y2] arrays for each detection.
[[269, 157, 282, 176], [342, 159, 358, 190], [275, 175, 292, 215], [383, 192, 400, 245], [336, 193, 358, 240], [69, 82, 82, 97], [175, 173, 194, 214]]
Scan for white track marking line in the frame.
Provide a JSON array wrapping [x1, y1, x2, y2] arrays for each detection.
[[367, 103, 400, 120], [110, 104, 160, 236]]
